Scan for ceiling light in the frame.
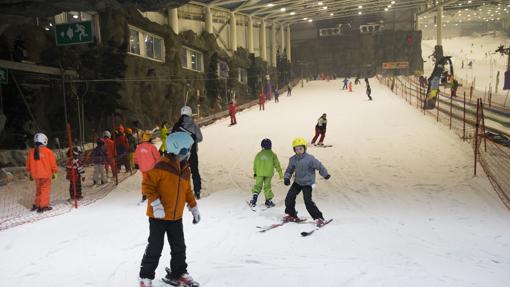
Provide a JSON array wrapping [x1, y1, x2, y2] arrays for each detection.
[[358, 11, 362, 15], [267, 3, 274, 7], [391, 1, 396, 4], [308, 19, 313, 22], [280, 7, 286, 12], [358, 5, 363, 9], [72, 14, 79, 19], [388, 4, 392, 8], [44, 27, 50, 31], [318, 1, 323, 5], [323, 6, 328, 10], [384, 7, 389, 11], [303, 17, 308, 20], [290, 12, 295, 15], [330, 13, 334, 16]]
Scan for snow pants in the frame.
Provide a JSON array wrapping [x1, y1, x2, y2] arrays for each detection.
[[140, 218, 188, 280], [68, 177, 82, 199], [105, 157, 116, 177], [34, 178, 51, 208], [189, 151, 201, 197], [93, 164, 107, 183], [229, 114, 237, 125], [259, 103, 265, 110], [311, 127, 326, 144], [284, 182, 323, 220], [252, 176, 273, 200]]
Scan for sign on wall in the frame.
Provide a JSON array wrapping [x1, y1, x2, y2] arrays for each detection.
[[382, 61, 409, 70], [55, 21, 94, 46]]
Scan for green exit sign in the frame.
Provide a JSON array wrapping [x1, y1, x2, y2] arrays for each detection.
[[55, 21, 93, 46], [0, 67, 7, 85]]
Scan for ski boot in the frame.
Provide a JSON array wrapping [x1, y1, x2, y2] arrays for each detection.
[[30, 205, 38, 211], [264, 199, 275, 208], [37, 206, 53, 213], [163, 272, 199, 287], [314, 218, 326, 227], [282, 213, 301, 222], [249, 193, 258, 207], [139, 278, 152, 287]]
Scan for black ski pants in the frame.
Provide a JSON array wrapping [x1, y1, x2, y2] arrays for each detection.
[[139, 218, 187, 280], [68, 178, 82, 199], [284, 182, 323, 220], [189, 150, 201, 197]]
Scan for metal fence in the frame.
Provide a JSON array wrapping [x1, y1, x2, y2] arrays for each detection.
[[377, 75, 510, 210]]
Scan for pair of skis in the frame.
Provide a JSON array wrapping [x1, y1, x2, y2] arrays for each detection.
[[257, 218, 333, 236]]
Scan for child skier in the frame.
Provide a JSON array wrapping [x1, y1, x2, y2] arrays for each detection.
[[91, 138, 107, 185], [135, 131, 160, 202], [249, 138, 283, 208], [228, 101, 237, 125], [342, 77, 349, 90], [283, 137, 331, 226], [274, 89, 280, 103], [103, 130, 116, 177], [258, 92, 266, 111], [26, 133, 58, 213], [139, 132, 200, 287], [311, 113, 327, 146], [66, 146, 85, 200], [348, 81, 353, 92]]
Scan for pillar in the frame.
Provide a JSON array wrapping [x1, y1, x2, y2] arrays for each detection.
[[168, 8, 179, 34], [280, 22, 285, 52], [230, 12, 237, 51], [248, 16, 254, 54], [271, 22, 277, 67], [436, 6, 443, 46], [286, 25, 291, 61], [260, 20, 267, 61], [205, 6, 213, 34]]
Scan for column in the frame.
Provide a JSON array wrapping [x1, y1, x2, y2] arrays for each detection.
[[230, 12, 237, 51], [260, 19, 267, 61], [280, 22, 285, 52], [205, 6, 213, 34], [248, 16, 254, 54], [271, 22, 277, 67], [168, 8, 179, 34], [436, 6, 442, 46], [286, 25, 291, 61]]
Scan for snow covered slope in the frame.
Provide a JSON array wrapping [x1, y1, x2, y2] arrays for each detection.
[[1, 79, 509, 287]]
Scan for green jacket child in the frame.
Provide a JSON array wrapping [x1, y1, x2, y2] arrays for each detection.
[[249, 138, 283, 208]]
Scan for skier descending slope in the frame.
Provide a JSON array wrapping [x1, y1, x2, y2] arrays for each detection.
[[248, 138, 283, 208], [138, 132, 200, 287], [283, 137, 331, 227]]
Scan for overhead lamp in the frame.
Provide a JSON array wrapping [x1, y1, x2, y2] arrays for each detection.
[[303, 17, 308, 20], [358, 5, 363, 9], [384, 7, 389, 11], [44, 27, 50, 31], [323, 6, 328, 10], [72, 14, 79, 19], [280, 7, 286, 12], [267, 3, 274, 7], [290, 12, 296, 15], [387, 4, 392, 8], [318, 2, 323, 6], [358, 11, 362, 15], [330, 13, 334, 16], [391, 1, 395, 4], [308, 19, 313, 22]]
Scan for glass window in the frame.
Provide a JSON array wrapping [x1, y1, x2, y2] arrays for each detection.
[[129, 29, 140, 55], [145, 35, 154, 59], [153, 37, 163, 60], [182, 47, 203, 72], [191, 51, 198, 71], [182, 49, 188, 68]]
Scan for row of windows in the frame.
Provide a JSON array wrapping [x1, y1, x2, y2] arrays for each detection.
[[181, 47, 204, 72]]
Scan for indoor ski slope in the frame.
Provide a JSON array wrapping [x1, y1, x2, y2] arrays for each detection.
[[1, 79, 509, 287]]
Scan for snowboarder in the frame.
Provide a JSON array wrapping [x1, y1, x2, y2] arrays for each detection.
[[134, 131, 160, 202], [274, 89, 280, 103], [26, 133, 58, 213], [365, 78, 372, 101], [249, 138, 283, 208], [172, 106, 203, 199], [91, 138, 107, 185], [287, 83, 292, 96], [258, 92, 266, 111], [66, 146, 85, 200], [103, 130, 116, 177], [283, 137, 331, 226], [139, 132, 200, 287], [228, 101, 237, 126], [311, 113, 327, 146], [342, 78, 349, 90]]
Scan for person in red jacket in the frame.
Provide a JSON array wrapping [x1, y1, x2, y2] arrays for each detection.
[[134, 131, 160, 202], [258, 93, 265, 111], [115, 125, 131, 173], [103, 130, 116, 177], [26, 133, 58, 213], [228, 101, 237, 126]]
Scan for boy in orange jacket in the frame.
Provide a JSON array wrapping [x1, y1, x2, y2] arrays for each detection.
[[139, 132, 200, 287], [26, 133, 58, 213]]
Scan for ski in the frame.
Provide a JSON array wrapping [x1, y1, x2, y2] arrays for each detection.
[[300, 219, 333, 237], [256, 218, 307, 233], [246, 200, 256, 212]]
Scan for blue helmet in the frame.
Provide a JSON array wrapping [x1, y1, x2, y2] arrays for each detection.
[[166, 132, 194, 156], [261, 138, 272, 149]]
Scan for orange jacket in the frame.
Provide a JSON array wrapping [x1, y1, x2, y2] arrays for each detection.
[[142, 155, 197, 221], [103, 138, 115, 159], [26, 146, 58, 179]]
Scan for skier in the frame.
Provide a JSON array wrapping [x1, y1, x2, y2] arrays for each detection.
[[258, 92, 265, 111], [311, 113, 327, 146], [354, 77, 361, 85], [126, 128, 137, 170], [66, 146, 85, 200], [342, 77, 349, 90], [248, 138, 283, 208], [26, 133, 58, 213], [115, 126, 131, 173], [348, 81, 353, 92], [451, 78, 459, 98], [139, 132, 200, 287], [365, 77, 372, 101], [103, 130, 116, 177], [91, 138, 107, 185], [283, 137, 331, 226], [172, 106, 203, 199], [134, 131, 160, 202], [274, 89, 280, 103], [158, 121, 168, 155], [228, 101, 237, 126], [287, 83, 292, 96]]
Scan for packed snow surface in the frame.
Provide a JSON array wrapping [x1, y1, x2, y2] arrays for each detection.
[[1, 79, 509, 287]]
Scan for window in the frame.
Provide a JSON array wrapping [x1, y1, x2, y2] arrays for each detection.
[[128, 25, 165, 62], [238, 68, 248, 84], [181, 46, 204, 72], [217, 61, 229, 78]]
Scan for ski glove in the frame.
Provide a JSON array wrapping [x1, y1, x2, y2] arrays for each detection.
[[151, 199, 166, 219], [189, 205, 200, 224], [324, 174, 331, 180], [284, 178, 290, 186]]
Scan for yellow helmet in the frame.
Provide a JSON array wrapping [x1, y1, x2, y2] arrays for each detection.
[[142, 131, 152, 142], [292, 137, 307, 148]]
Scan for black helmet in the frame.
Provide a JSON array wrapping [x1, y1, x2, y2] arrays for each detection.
[[261, 138, 272, 149]]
